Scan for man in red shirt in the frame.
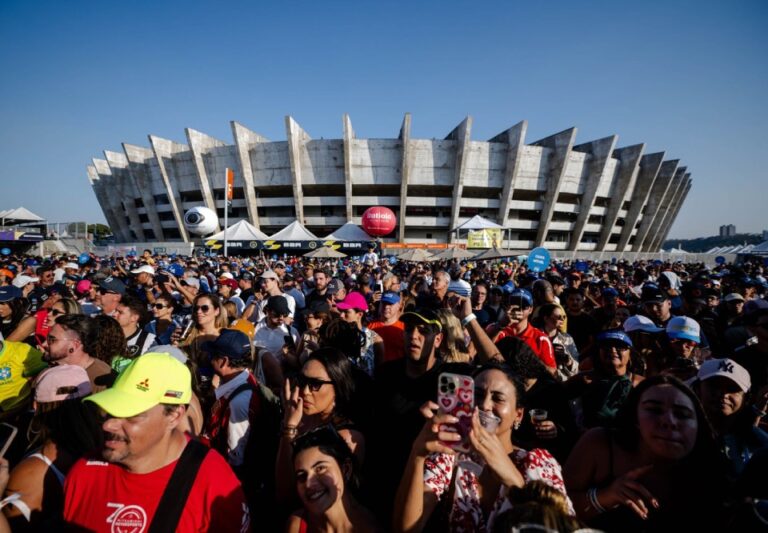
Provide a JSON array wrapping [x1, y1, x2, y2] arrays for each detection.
[[493, 289, 556, 372], [63, 352, 251, 532], [368, 291, 405, 364]]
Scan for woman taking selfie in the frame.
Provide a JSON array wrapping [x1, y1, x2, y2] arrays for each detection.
[[285, 426, 382, 532], [394, 363, 571, 532]]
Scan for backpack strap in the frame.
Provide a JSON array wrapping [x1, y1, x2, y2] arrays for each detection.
[[148, 439, 209, 533]]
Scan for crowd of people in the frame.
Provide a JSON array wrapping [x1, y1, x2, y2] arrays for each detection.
[[0, 248, 766, 532]]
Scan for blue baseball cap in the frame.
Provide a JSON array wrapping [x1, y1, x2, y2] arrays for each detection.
[[602, 287, 619, 299], [202, 329, 252, 361], [597, 329, 633, 348], [0, 286, 22, 302], [507, 289, 533, 307], [381, 291, 400, 305]]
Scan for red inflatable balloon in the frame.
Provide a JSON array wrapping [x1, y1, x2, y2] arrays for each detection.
[[361, 206, 397, 236]]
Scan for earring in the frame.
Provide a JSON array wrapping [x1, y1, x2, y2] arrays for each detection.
[[513, 420, 521, 430], [69, 348, 74, 354]]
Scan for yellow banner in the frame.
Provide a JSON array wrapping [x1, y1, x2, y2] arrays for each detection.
[[467, 229, 502, 249]]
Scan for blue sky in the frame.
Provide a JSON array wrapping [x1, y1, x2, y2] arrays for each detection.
[[1, 0, 766, 239]]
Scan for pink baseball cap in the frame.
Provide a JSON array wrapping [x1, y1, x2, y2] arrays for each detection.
[[34, 365, 92, 403], [336, 291, 368, 311], [75, 279, 92, 295]]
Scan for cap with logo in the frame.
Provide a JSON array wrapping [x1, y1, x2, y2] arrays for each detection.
[[597, 329, 633, 348], [623, 315, 664, 334], [34, 365, 92, 403], [326, 278, 344, 295], [401, 308, 443, 331], [666, 316, 701, 344], [641, 284, 668, 303], [97, 277, 126, 295], [507, 289, 533, 307], [85, 352, 192, 417], [381, 291, 401, 305], [0, 286, 21, 303], [696, 358, 750, 393]]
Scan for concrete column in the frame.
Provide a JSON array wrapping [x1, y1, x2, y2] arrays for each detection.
[[597, 143, 644, 250], [650, 173, 690, 251], [616, 153, 665, 250], [148, 135, 191, 242], [87, 165, 125, 241], [186, 128, 225, 230], [447, 117, 473, 241], [104, 150, 147, 241], [397, 113, 412, 242], [342, 114, 355, 222], [641, 166, 686, 252], [531, 128, 578, 247], [491, 121, 528, 227], [91, 158, 132, 242], [633, 159, 679, 251], [285, 116, 310, 224], [567, 135, 618, 250], [123, 143, 166, 240], [658, 178, 691, 247], [230, 121, 268, 229]]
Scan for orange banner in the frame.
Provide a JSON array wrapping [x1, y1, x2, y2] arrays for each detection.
[[226, 168, 234, 201]]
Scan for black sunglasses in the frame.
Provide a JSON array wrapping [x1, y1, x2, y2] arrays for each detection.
[[153, 303, 169, 310], [194, 304, 212, 313], [293, 374, 334, 392], [98, 288, 117, 295]]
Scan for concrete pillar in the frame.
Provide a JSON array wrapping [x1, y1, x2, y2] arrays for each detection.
[[186, 128, 225, 231], [491, 121, 528, 227], [597, 143, 644, 250], [567, 135, 618, 251], [230, 121, 268, 229], [447, 117, 473, 241], [397, 113, 412, 242], [91, 158, 132, 242], [658, 178, 691, 247], [122, 143, 166, 240], [531, 128, 578, 247], [87, 165, 125, 241], [651, 173, 690, 251], [104, 150, 147, 241], [342, 114, 355, 222], [285, 116, 309, 225], [641, 166, 686, 252], [633, 159, 679, 251], [616, 152, 665, 250], [148, 135, 191, 243]]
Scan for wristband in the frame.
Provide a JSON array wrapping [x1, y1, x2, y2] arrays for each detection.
[[461, 313, 477, 328], [751, 405, 767, 418], [587, 487, 606, 513]]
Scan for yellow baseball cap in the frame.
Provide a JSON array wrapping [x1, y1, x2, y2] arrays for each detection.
[[85, 352, 192, 417]]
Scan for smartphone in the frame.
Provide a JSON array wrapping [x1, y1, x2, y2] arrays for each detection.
[[0, 423, 18, 458], [376, 281, 384, 293], [179, 317, 195, 342], [284, 334, 296, 350], [437, 373, 474, 453]]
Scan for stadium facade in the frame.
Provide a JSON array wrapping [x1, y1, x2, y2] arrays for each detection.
[[87, 115, 691, 252]]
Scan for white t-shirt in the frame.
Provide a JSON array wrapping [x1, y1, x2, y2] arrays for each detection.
[[253, 319, 299, 358]]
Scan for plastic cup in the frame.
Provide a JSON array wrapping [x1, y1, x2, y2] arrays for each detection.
[[529, 408, 548, 424], [478, 410, 501, 433]]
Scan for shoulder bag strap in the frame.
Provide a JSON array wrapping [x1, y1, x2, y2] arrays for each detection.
[[148, 439, 209, 533]]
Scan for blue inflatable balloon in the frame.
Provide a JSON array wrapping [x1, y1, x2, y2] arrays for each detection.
[[0, 248, 10, 256]]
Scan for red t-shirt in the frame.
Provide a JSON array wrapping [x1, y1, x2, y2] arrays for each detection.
[[63, 442, 250, 532], [368, 320, 405, 363], [495, 323, 556, 369]]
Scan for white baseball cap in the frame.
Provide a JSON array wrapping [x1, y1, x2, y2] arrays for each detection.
[[131, 265, 155, 276], [12, 275, 39, 288], [623, 314, 664, 334], [696, 358, 751, 393]]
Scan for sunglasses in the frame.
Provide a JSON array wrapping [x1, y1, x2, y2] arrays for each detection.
[[153, 303, 169, 310], [97, 288, 117, 295], [293, 374, 334, 392], [551, 314, 565, 321], [194, 304, 212, 313], [49, 308, 65, 317]]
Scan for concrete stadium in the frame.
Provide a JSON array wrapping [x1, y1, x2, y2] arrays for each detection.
[[87, 115, 691, 252]]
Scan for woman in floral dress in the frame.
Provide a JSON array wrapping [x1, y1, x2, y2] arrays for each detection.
[[394, 362, 572, 532]]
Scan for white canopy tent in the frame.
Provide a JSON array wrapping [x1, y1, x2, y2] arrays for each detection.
[[325, 222, 373, 241], [207, 219, 269, 241], [1, 207, 45, 225], [451, 214, 503, 232], [268, 220, 318, 240]]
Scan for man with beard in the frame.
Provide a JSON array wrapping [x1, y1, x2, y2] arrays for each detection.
[[41, 314, 114, 392], [367, 308, 447, 521], [62, 352, 250, 532]]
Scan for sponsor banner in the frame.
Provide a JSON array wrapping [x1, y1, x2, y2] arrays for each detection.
[[204, 240, 375, 254], [467, 229, 502, 249], [0, 230, 43, 242]]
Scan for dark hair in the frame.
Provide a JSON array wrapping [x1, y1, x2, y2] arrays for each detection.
[[91, 314, 127, 362], [494, 337, 549, 382], [473, 361, 526, 408], [305, 347, 356, 417], [55, 314, 98, 356], [119, 295, 148, 326], [492, 480, 584, 533], [612, 375, 716, 456], [538, 303, 561, 320], [562, 287, 584, 299], [291, 425, 359, 491], [319, 319, 365, 362], [30, 400, 102, 457]]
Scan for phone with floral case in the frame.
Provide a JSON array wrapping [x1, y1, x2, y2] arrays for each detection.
[[437, 372, 475, 453]]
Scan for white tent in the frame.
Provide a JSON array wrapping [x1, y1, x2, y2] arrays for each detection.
[[451, 214, 502, 232], [268, 220, 318, 240], [208, 219, 269, 241], [325, 222, 373, 241], [1, 206, 44, 223]]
